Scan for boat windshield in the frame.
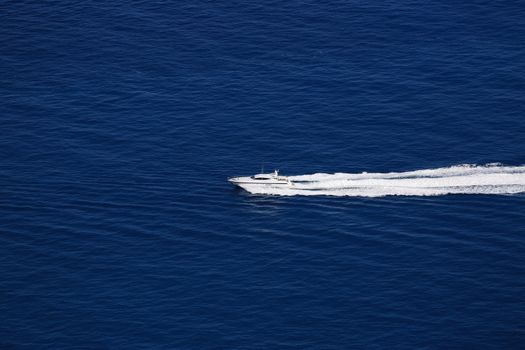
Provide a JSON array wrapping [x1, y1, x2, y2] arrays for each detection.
[[251, 175, 271, 180]]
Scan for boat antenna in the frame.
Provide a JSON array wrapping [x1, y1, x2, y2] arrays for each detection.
[[261, 164, 264, 174]]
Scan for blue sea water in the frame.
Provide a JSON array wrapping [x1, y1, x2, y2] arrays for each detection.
[[2, 1, 525, 349]]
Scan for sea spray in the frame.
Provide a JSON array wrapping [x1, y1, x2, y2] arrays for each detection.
[[239, 164, 525, 197]]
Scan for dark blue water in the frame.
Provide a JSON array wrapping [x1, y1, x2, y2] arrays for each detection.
[[2, 1, 525, 349]]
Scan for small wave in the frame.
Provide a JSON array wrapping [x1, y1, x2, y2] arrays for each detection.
[[239, 164, 525, 197]]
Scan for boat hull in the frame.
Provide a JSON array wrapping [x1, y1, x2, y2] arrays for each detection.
[[228, 175, 291, 188]]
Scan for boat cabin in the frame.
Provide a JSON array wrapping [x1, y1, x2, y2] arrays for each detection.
[[250, 170, 279, 180]]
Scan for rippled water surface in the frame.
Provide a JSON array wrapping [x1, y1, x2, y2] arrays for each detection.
[[2, 1, 525, 349]]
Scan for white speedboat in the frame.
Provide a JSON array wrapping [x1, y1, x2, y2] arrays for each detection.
[[228, 170, 292, 188]]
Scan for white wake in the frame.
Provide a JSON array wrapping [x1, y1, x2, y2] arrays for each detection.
[[239, 164, 525, 197]]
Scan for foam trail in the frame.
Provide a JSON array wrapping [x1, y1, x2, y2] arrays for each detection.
[[239, 164, 525, 197]]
